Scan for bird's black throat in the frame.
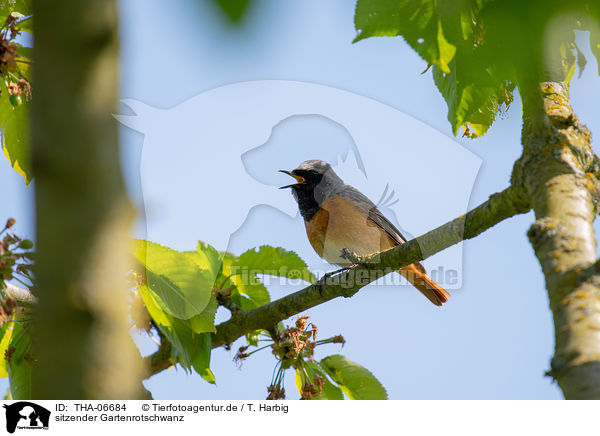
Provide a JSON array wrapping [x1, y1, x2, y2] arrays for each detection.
[[283, 161, 345, 221], [291, 185, 321, 221]]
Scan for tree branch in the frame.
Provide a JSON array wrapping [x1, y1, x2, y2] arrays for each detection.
[[210, 185, 530, 348], [3, 282, 37, 307], [516, 80, 600, 399], [144, 328, 173, 377]]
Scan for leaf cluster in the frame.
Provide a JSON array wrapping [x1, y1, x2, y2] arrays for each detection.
[[133, 238, 389, 399], [0, 0, 32, 184], [132, 239, 315, 385], [354, 0, 600, 137], [0, 216, 34, 399]]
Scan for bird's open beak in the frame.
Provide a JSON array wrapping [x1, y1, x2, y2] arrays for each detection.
[[279, 170, 305, 189]]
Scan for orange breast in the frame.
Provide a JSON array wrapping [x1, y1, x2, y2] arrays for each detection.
[[304, 195, 397, 265], [304, 207, 328, 258]]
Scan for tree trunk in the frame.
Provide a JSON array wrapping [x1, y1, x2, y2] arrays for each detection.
[[515, 80, 600, 399], [32, 0, 145, 398]]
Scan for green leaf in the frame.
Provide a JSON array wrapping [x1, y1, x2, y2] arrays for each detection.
[[2, 98, 31, 185], [196, 241, 222, 277], [132, 239, 213, 320], [139, 284, 189, 366], [320, 355, 387, 400], [353, 0, 518, 139], [354, 0, 456, 73], [0, 0, 32, 17], [183, 241, 221, 280], [220, 255, 270, 310], [295, 362, 345, 400], [212, 0, 252, 23], [139, 284, 215, 381], [561, 42, 577, 84], [191, 333, 215, 384], [216, 245, 315, 310], [591, 29, 600, 77], [229, 273, 270, 310], [436, 0, 479, 44], [18, 239, 33, 249], [15, 45, 32, 62], [0, 321, 13, 378], [15, 15, 32, 33], [15, 47, 32, 83], [246, 330, 262, 347], [233, 245, 316, 283], [188, 294, 218, 334], [0, 1, 11, 15], [5, 316, 32, 399], [14, 0, 31, 15], [432, 54, 513, 138], [307, 361, 344, 400]]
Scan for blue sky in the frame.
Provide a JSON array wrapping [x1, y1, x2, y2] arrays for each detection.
[[2, 0, 600, 399]]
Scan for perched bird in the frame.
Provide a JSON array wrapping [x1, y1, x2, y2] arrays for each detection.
[[280, 159, 450, 306]]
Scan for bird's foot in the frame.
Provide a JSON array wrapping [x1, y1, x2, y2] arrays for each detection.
[[340, 248, 361, 264]]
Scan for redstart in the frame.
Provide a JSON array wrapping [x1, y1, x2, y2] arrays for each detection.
[[280, 159, 450, 306]]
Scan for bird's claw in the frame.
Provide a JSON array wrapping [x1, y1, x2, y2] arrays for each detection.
[[340, 248, 361, 264]]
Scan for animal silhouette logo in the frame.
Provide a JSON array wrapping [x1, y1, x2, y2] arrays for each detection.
[[117, 80, 481, 291], [3, 402, 50, 433]]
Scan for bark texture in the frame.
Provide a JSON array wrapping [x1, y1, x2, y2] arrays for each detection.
[[514, 81, 600, 399], [32, 0, 145, 398]]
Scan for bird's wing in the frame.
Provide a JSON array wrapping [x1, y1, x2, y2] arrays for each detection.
[[340, 185, 408, 245], [340, 185, 427, 274]]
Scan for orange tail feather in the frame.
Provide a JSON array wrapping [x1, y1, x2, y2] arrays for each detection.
[[399, 265, 450, 306]]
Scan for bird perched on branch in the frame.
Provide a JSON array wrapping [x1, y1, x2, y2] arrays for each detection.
[[280, 159, 450, 306]]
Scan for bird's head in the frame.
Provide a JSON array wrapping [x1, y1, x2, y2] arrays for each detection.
[[279, 160, 345, 213], [279, 159, 336, 191]]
